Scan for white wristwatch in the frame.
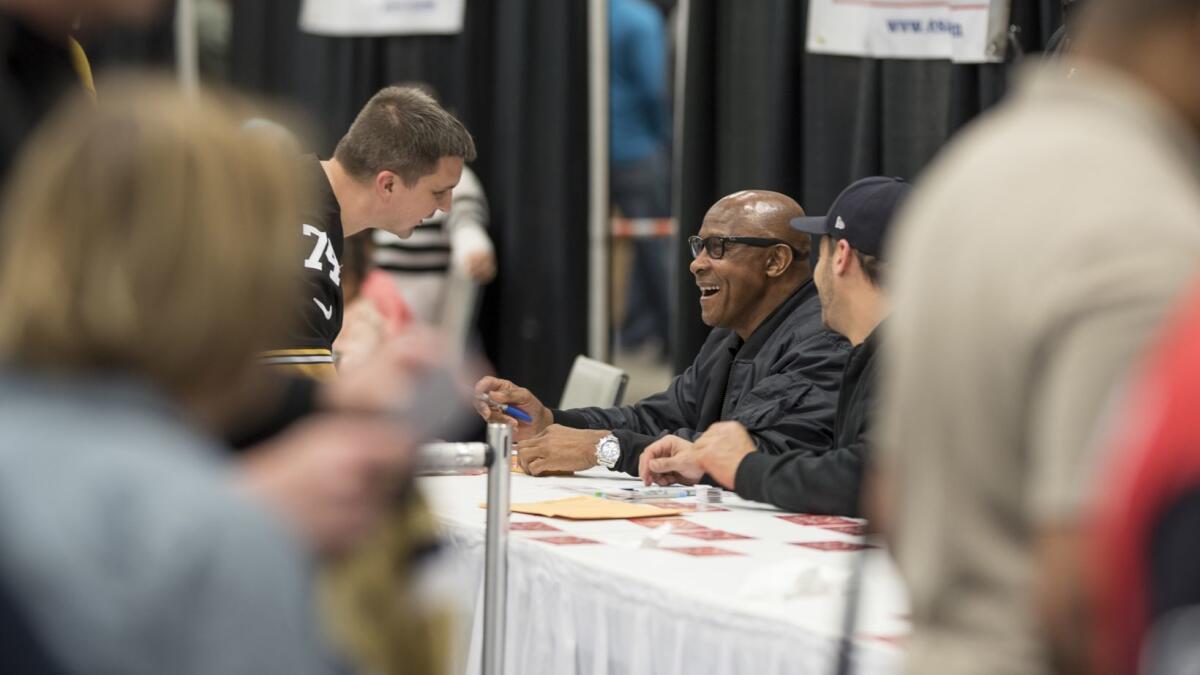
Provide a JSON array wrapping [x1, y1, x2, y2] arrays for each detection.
[[595, 433, 620, 469]]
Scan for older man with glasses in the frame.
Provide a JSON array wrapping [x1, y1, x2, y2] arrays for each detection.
[[641, 177, 909, 517], [474, 190, 848, 481]]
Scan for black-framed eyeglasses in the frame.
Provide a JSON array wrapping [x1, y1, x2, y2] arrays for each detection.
[[688, 235, 800, 260]]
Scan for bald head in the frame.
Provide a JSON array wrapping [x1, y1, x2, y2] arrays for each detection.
[[704, 190, 812, 263]]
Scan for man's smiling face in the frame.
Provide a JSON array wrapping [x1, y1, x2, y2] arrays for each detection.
[[688, 216, 774, 334]]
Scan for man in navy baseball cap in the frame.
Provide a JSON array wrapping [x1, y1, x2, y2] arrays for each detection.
[[790, 176, 912, 261], [640, 176, 910, 516]]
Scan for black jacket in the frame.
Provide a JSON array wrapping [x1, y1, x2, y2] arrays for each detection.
[[733, 323, 882, 516], [554, 281, 849, 475]]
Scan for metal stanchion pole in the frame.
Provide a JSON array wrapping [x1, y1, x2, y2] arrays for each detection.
[[586, 0, 610, 362], [481, 423, 511, 675], [174, 0, 199, 97]]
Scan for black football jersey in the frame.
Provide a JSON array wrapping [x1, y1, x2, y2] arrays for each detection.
[[260, 156, 343, 378]]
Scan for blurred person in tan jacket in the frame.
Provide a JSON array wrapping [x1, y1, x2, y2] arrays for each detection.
[[876, 0, 1200, 673]]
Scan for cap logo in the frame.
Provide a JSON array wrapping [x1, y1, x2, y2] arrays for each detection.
[[834, 216, 847, 230]]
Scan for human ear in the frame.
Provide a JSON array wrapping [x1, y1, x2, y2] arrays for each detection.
[[765, 245, 792, 278], [375, 171, 396, 198], [833, 239, 853, 275]]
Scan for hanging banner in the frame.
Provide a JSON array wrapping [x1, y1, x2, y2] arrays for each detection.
[[300, 0, 466, 37], [806, 0, 1012, 64]]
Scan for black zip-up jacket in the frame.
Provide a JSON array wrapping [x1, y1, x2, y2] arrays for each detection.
[[553, 281, 849, 476], [733, 323, 882, 516]]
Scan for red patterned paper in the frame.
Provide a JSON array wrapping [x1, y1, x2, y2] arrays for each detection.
[[776, 514, 858, 527], [510, 522, 561, 532], [791, 541, 876, 552], [664, 546, 745, 557], [533, 535, 600, 545]]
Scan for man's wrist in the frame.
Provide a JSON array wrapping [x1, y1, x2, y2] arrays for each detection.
[[698, 445, 753, 490], [594, 431, 620, 469]]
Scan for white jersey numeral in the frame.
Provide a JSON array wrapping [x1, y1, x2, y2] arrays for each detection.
[[302, 223, 342, 286]]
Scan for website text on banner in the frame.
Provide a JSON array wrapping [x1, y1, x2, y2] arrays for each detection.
[[807, 0, 1012, 64], [300, 0, 466, 37]]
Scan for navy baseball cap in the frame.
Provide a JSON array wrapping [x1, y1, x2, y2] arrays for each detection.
[[790, 176, 912, 260]]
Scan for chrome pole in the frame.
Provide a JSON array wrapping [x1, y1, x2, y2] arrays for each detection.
[[586, 0, 610, 362], [417, 441, 490, 474], [481, 423, 512, 675], [174, 0, 199, 96]]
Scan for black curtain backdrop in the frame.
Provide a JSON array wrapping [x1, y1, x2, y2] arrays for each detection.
[[77, 6, 176, 72], [228, 0, 591, 404], [672, 0, 1064, 373], [82, 1, 1065, 390]]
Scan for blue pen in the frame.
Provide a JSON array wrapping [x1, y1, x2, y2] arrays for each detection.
[[476, 393, 534, 424]]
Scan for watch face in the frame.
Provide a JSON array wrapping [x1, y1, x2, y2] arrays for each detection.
[[599, 439, 620, 465]]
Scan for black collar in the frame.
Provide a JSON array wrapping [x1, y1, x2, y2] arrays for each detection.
[[734, 279, 818, 361]]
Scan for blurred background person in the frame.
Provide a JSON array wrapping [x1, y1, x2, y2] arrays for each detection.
[[1091, 282, 1200, 675], [0, 0, 158, 184], [0, 0, 447, 466], [372, 84, 495, 334], [1046, 0, 1089, 56], [0, 76, 392, 675], [611, 0, 672, 361], [877, 0, 1200, 672]]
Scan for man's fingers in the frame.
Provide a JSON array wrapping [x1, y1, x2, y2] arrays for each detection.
[[517, 450, 533, 473], [644, 436, 679, 459], [486, 410, 516, 426], [474, 376, 512, 396], [489, 386, 530, 405], [515, 441, 542, 473], [648, 457, 676, 474], [475, 400, 496, 420], [516, 440, 543, 461]]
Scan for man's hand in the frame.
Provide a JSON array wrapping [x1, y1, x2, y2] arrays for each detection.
[[692, 421, 758, 489], [464, 251, 496, 283], [473, 376, 552, 441], [238, 415, 412, 557], [515, 424, 606, 476], [640, 435, 705, 486]]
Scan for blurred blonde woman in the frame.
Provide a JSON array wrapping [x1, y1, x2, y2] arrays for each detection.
[[0, 77, 348, 675]]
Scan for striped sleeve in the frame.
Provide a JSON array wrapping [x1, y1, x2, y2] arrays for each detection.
[[258, 348, 337, 381]]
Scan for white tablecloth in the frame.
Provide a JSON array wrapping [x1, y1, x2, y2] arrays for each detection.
[[419, 468, 908, 675]]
